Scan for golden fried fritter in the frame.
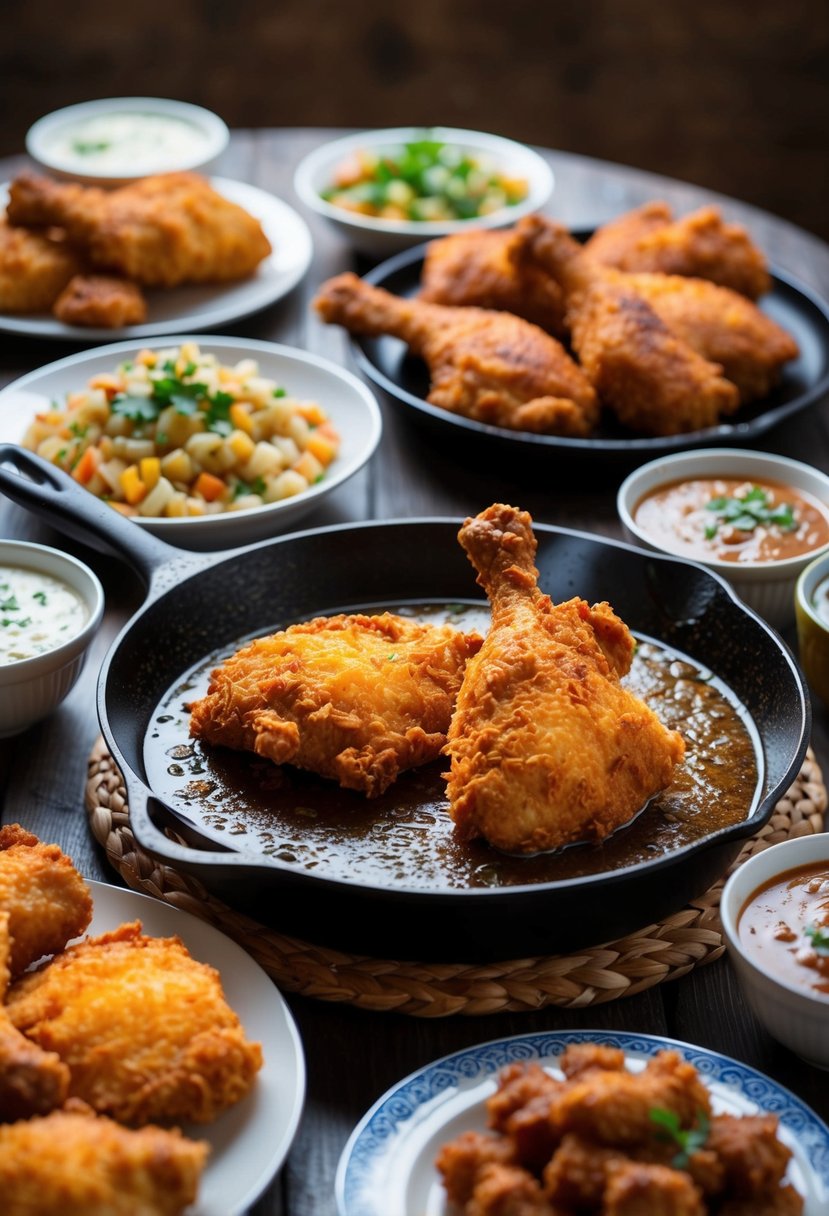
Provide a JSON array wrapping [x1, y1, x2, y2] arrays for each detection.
[[190, 611, 483, 797], [0, 216, 82, 313], [7, 920, 262, 1126], [7, 170, 272, 288], [53, 273, 147, 328], [314, 272, 598, 435], [0, 1101, 207, 1216], [0, 823, 93, 977], [444, 505, 684, 853]]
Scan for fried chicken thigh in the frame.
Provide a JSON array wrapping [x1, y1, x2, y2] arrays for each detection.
[[53, 273, 147, 328], [190, 611, 482, 797], [7, 171, 271, 288], [0, 216, 83, 312], [444, 505, 684, 853], [314, 272, 598, 435], [583, 200, 772, 299], [7, 920, 262, 1127], [513, 216, 740, 435]]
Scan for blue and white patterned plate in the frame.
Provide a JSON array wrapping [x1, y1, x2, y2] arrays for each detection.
[[335, 1030, 829, 1216]]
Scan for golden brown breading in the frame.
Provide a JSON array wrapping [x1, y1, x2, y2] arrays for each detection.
[[444, 504, 685, 854], [190, 611, 483, 797], [0, 823, 93, 977], [435, 1130, 517, 1208], [602, 1159, 706, 1216], [0, 1101, 207, 1216], [419, 227, 567, 335], [512, 216, 740, 435], [7, 920, 262, 1126], [583, 201, 772, 299], [0, 216, 83, 312], [7, 170, 271, 288], [314, 272, 598, 435], [53, 273, 147, 328]]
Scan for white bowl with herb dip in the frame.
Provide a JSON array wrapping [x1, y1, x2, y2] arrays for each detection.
[[26, 98, 229, 187], [0, 540, 104, 736]]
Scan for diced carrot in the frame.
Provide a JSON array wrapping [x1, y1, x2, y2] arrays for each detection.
[[229, 402, 254, 434], [140, 456, 161, 491], [193, 471, 227, 502], [120, 464, 147, 506], [314, 421, 340, 442], [296, 402, 327, 426], [292, 450, 324, 483], [305, 433, 338, 466], [72, 446, 100, 485]]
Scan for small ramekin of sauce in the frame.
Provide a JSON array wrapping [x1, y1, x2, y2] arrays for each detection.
[[721, 835, 829, 1069], [0, 541, 104, 737], [618, 449, 829, 628]]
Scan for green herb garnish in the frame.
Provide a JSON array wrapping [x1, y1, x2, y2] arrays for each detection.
[[0, 595, 19, 612], [704, 486, 797, 540], [72, 138, 111, 155], [804, 924, 829, 955], [32, 591, 48, 606], [111, 394, 161, 424], [650, 1108, 710, 1169], [231, 476, 266, 500]]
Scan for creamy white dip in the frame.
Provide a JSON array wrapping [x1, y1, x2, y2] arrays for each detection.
[[43, 112, 213, 174], [0, 566, 88, 664]]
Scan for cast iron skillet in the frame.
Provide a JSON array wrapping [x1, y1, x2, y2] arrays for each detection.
[[0, 446, 810, 961]]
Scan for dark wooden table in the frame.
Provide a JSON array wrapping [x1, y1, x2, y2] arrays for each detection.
[[1, 130, 828, 1215]]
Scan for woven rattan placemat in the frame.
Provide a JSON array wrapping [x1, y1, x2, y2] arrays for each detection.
[[85, 736, 827, 1018]]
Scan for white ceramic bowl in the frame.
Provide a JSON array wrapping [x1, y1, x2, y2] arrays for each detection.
[[721, 834, 829, 1069], [0, 540, 104, 737], [293, 126, 554, 257], [26, 97, 230, 186], [617, 448, 829, 630], [0, 336, 383, 552]]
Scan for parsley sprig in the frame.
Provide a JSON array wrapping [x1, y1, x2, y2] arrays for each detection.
[[110, 372, 236, 436], [804, 924, 829, 955], [649, 1108, 710, 1168], [704, 486, 797, 541]]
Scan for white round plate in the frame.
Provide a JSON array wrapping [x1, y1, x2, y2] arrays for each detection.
[[86, 879, 305, 1216], [0, 335, 382, 550], [336, 1029, 829, 1216], [0, 176, 313, 340]]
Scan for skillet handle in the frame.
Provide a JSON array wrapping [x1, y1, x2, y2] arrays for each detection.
[[0, 444, 188, 587]]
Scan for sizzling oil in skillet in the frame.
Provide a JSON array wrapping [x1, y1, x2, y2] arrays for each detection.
[[144, 602, 760, 890]]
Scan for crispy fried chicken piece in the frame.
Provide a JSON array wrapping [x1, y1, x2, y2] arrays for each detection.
[[0, 823, 93, 977], [512, 216, 740, 435], [558, 1042, 626, 1078], [0, 912, 69, 1122], [7, 920, 262, 1126], [7, 170, 271, 288], [603, 1159, 705, 1216], [486, 1062, 563, 1134], [419, 228, 567, 335], [706, 1114, 793, 1197], [53, 273, 147, 328], [0, 1100, 207, 1216], [717, 1184, 804, 1216], [614, 271, 798, 402], [543, 1134, 628, 1208], [583, 201, 772, 299], [444, 504, 685, 854], [468, 1162, 558, 1216], [0, 215, 83, 312], [189, 611, 483, 797], [436, 1130, 517, 1207], [314, 272, 598, 436]]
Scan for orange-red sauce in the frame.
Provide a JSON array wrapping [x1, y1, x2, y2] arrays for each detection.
[[738, 861, 829, 997], [634, 477, 829, 564]]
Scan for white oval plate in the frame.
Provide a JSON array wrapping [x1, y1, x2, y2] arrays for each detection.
[[336, 1029, 829, 1216], [0, 176, 312, 340], [86, 879, 305, 1216], [0, 335, 382, 550]]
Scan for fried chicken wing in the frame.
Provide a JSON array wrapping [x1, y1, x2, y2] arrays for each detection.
[[189, 611, 482, 797], [53, 273, 147, 328], [512, 216, 740, 435], [0, 823, 93, 977], [314, 272, 598, 435], [0, 1101, 207, 1216], [7, 920, 262, 1126], [419, 227, 567, 335], [444, 504, 685, 854], [0, 216, 83, 313], [584, 201, 772, 299], [7, 171, 271, 288]]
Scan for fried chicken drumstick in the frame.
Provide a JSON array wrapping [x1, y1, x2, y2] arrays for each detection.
[[314, 272, 598, 435], [7, 170, 271, 288], [444, 505, 684, 854]]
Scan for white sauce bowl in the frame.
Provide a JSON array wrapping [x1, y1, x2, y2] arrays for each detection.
[[0, 540, 104, 736]]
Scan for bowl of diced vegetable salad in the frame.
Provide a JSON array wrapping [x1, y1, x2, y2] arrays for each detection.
[[0, 337, 382, 551], [293, 127, 554, 256]]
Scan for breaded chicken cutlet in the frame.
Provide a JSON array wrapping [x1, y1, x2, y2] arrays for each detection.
[[0, 216, 82, 313], [53, 273, 147, 328]]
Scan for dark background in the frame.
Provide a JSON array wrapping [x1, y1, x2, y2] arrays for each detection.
[[2, 0, 827, 240]]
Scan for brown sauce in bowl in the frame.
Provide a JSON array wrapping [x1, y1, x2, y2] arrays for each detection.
[[144, 602, 760, 891], [738, 861, 829, 998], [634, 477, 829, 564]]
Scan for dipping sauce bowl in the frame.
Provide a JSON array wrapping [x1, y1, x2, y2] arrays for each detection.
[[721, 834, 829, 1069]]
